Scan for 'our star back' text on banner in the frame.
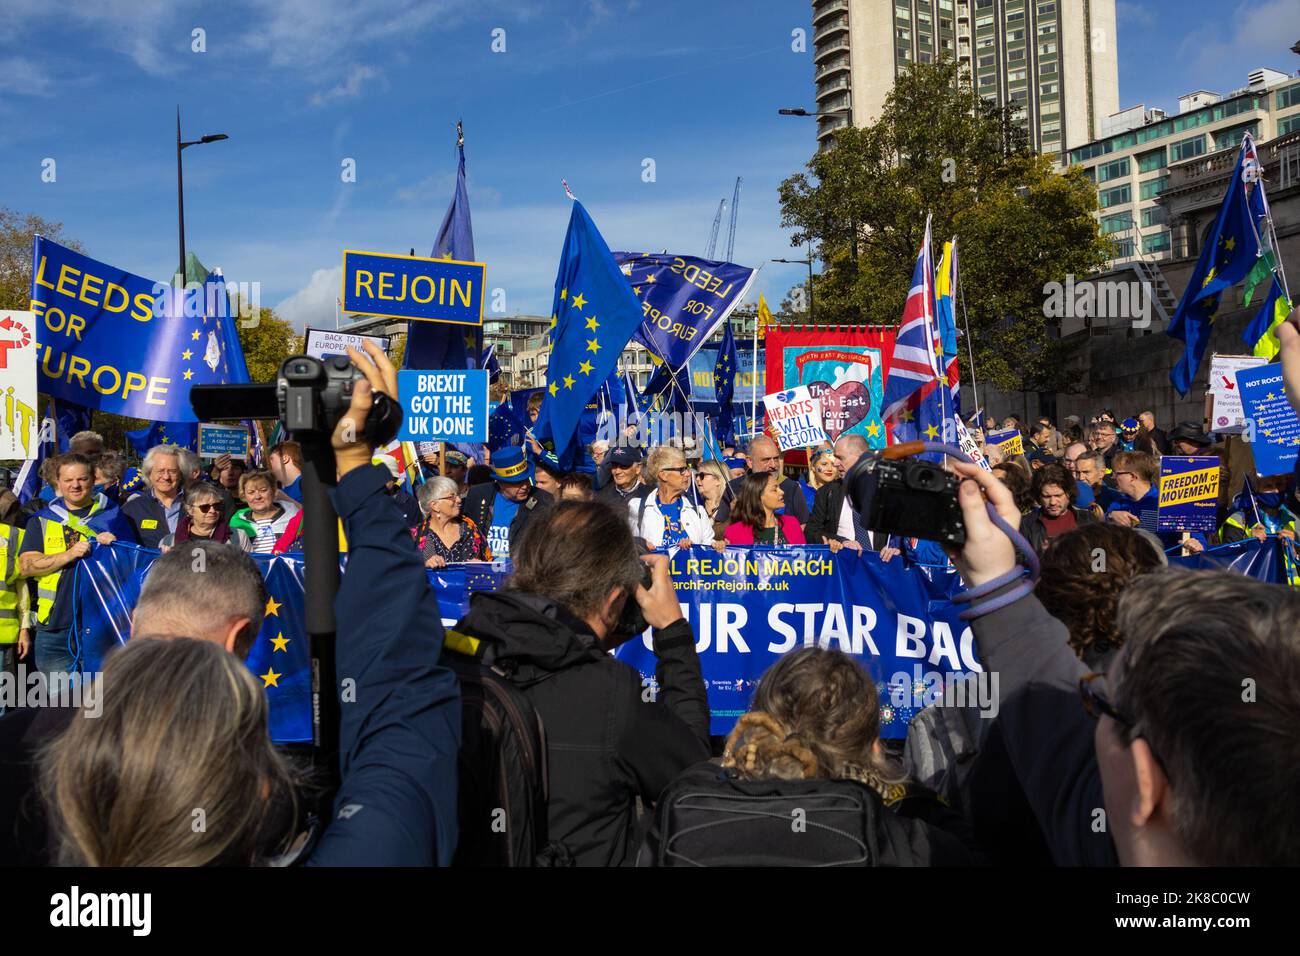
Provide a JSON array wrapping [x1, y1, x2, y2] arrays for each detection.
[[30, 237, 248, 421]]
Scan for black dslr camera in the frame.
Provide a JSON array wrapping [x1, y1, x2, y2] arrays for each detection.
[[843, 451, 966, 546], [191, 354, 400, 447]]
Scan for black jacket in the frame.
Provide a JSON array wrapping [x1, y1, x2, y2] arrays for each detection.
[[462, 483, 552, 552], [804, 480, 887, 551], [121, 489, 183, 549], [597, 479, 649, 509], [452, 590, 710, 866], [1018, 506, 1098, 556], [713, 474, 810, 527]]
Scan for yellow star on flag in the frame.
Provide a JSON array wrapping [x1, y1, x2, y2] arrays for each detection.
[[924, 424, 940, 439], [181, 349, 193, 360], [191, 330, 201, 340], [585, 316, 599, 331], [586, 338, 601, 354], [265, 597, 281, 617], [183, 369, 193, 380], [578, 360, 594, 375], [939, 374, 949, 386], [549, 315, 557, 329], [549, 382, 559, 397], [645, 274, 656, 283], [1223, 236, 1235, 250], [898, 409, 915, 423], [570, 292, 587, 310], [261, 668, 282, 688], [866, 422, 882, 437], [633, 287, 641, 295], [560, 288, 567, 300], [563, 374, 575, 390], [271, 634, 290, 652]]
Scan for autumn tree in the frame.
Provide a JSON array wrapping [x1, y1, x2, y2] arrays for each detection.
[[778, 60, 1112, 393]]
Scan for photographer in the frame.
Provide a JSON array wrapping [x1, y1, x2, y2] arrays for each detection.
[[31, 343, 462, 866], [448, 499, 710, 866], [944, 460, 1300, 865]]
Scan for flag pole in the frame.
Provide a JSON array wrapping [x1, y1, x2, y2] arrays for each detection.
[[956, 245, 980, 415]]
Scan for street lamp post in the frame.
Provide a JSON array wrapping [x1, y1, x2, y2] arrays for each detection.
[[772, 242, 816, 323], [176, 107, 228, 288]]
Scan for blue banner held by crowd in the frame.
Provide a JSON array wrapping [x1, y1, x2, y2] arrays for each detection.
[[614, 253, 756, 373], [71, 537, 1285, 746]]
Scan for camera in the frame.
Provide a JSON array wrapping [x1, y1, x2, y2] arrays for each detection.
[[190, 354, 400, 447], [843, 451, 966, 546], [613, 545, 655, 639]]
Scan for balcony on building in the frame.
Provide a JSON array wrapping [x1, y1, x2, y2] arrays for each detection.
[[816, 74, 851, 101], [813, 14, 849, 45], [814, 35, 850, 62], [812, 0, 848, 25]]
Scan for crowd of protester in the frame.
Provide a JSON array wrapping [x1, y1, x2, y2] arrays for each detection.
[[0, 325, 1298, 868]]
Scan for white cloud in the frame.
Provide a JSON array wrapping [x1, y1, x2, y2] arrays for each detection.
[[395, 172, 502, 206], [1179, 0, 1300, 78], [310, 64, 383, 106], [0, 56, 56, 96], [274, 266, 343, 332], [1116, 1, 1154, 27]]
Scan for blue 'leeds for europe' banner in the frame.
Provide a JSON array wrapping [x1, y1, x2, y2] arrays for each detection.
[[30, 237, 246, 422], [342, 250, 486, 326], [614, 253, 756, 373], [74, 539, 1282, 744]]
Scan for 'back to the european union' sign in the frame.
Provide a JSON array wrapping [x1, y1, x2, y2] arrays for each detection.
[[398, 369, 488, 443], [342, 250, 485, 326]]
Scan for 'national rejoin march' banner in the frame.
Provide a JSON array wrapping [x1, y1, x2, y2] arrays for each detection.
[[30, 237, 247, 422]]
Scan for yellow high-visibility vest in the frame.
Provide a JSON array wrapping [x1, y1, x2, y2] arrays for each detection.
[[0, 523, 24, 644]]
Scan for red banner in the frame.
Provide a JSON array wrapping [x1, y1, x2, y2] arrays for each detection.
[[764, 326, 896, 459]]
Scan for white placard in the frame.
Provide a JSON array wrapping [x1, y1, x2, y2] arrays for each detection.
[[762, 385, 829, 451], [304, 327, 391, 360], [954, 417, 993, 471], [0, 311, 39, 460], [1208, 354, 1267, 433]]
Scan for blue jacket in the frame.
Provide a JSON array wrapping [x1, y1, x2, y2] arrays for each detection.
[[306, 464, 461, 867]]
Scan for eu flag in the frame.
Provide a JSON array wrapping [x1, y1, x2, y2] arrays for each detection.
[[126, 421, 199, 457], [643, 358, 692, 412], [405, 127, 479, 372], [535, 202, 647, 463], [1168, 134, 1268, 395], [713, 318, 739, 446], [55, 401, 93, 452]]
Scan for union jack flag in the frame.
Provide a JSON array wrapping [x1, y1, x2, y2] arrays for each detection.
[[882, 217, 942, 427]]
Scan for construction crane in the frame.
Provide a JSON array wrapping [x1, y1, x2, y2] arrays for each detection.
[[704, 198, 726, 259], [724, 176, 742, 263]]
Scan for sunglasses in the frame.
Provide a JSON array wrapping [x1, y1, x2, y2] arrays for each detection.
[[660, 466, 692, 474], [191, 503, 220, 514], [1078, 672, 1134, 728]]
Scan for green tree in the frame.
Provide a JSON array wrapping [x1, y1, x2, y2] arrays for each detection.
[[0, 207, 83, 311], [778, 60, 1113, 393], [234, 305, 298, 384]]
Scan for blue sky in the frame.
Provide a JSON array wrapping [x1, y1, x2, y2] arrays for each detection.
[[1, 0, 1296, 331]]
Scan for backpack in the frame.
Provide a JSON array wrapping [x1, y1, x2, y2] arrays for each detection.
[[446, 653, 571, 867], [640, 762, 975, 867]]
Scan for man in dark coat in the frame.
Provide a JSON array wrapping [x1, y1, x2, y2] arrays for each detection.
[[449, 500, 709, 865], [1018, 463, 1098, 556]]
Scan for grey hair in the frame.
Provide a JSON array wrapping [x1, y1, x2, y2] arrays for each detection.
[[417, 476, 460, 514], [646, 445, 686, 486], [68, 430, 104, 449], [1079, 447, 1106, 472], [142, 445, 186, 490], [185, 483, 223, 508], [176, 448, 202, 478], [134, 541, 269, 658], [747, 435, 778, 457]]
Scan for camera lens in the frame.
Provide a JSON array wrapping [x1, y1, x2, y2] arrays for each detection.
[[294, 362, 309, 374]]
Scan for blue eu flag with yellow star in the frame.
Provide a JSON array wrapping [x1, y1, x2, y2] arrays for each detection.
[[535, 202, 647, 463], [713, 318, 739, 446], [126, 421, 198, 456], [1168, 134, 1268, 395]]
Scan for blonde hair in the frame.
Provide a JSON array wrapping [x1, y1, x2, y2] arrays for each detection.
[[807, 444, 838, 490], [645, 445, 685, 486], [723, 647, 906, 798], [694, 460, 731, 514], [40, 638, 297, 866]]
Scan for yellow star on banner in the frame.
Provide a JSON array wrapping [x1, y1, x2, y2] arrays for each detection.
[[549, 382, 559, 397], [183, 369, 193, 380], [563, 374, 575, 390], [570, 292, 587, 310], [939, 374, 949, 386], [271, 634, 290, 652], [549, 314, 557, 329], [898, 409, 915, 423], [261, 668, 282, 688], [1222, 236, 1235, 250], [866, 422, 882, 437], [1202, 267, 1217, 288], [181, 349, 193, 360], [633, 286, 641, 295], [560, 288, 567, 300], [265, 597, 281, 617], [1267, 392, 1276, 400], [191, 330, 201, 340], [464, 334, 476, 349], [924, 424, 940, 439], [586, 338, 601, 354], [578, 360, 594, 375], [645, 274, 656, 284], [585, 316, 599, 331]]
